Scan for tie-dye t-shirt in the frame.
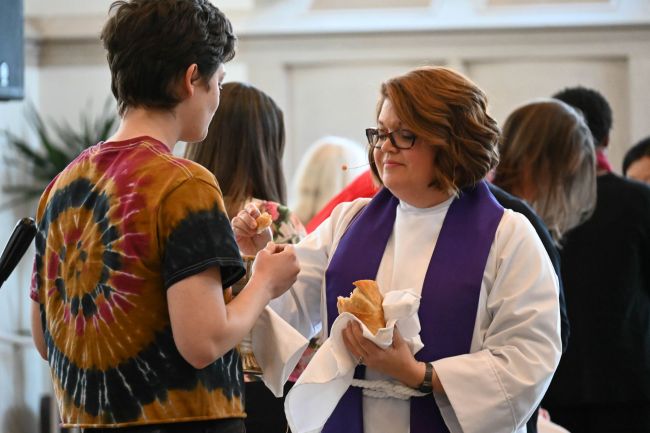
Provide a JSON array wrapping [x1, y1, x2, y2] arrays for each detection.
[[29, 136, 246, 428]]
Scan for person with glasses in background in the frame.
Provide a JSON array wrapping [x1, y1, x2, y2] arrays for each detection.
[[232, 66, 561, 433]]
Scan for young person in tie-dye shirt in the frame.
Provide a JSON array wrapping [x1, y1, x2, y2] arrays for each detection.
[[29, 2, 299, 432], [185, 82, 310, 433]]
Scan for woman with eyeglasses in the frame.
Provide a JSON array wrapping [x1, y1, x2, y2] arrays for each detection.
[[232, 66, 561, 433]]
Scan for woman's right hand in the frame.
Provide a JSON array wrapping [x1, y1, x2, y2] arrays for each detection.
[[231, 203, 273, 255]]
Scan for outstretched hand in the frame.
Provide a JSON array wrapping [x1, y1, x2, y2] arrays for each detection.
[[231, 203, 273, 255], [251, 242, 300, 300]]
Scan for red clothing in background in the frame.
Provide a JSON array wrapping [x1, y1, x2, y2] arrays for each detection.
[[596, 149, 613, 173], [306, 170, 380, 233]]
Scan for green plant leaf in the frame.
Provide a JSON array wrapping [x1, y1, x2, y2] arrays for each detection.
[[2, 131, 50, 168], [1, 97, 118, 211], [27, 105, 73, 171]]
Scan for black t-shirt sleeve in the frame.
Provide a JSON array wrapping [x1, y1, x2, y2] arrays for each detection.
[[158, 177, 244, 290]]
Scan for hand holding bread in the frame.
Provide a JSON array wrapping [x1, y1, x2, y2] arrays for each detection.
[[337, 280, 386, 334], [231, 203, 273, 256]]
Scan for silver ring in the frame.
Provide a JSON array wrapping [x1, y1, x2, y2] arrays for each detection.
[[358, 356, 364, 364]]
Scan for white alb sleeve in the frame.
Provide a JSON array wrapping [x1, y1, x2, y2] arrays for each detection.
[[432, 212, 562, 433], [269, 199, 370, 341]]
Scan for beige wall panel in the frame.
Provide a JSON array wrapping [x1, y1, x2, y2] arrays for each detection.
[[468, 58, 629, 173], [287, 61, 425, 187]]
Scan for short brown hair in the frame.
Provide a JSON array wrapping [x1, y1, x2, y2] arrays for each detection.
[[369, 66, 500, 194], [184, 82, 286, 215], [493, 99, 596, 243], [101, 0, 236, 116]]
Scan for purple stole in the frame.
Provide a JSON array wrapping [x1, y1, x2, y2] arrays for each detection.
[[322, 181, 503, 433]]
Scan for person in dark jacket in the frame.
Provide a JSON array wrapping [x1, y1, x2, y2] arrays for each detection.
[[542, 86, 650, 433], [492, 98, 597, 433]]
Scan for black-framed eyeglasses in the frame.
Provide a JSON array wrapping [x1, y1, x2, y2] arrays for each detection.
[[365, 128, 417, 150]]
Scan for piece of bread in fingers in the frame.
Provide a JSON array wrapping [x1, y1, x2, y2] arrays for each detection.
[[336, 280, 385, 334], [255, 212, 273, 233]]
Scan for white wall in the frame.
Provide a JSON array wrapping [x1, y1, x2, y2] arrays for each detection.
[[37, 65, 113, 128], [469, 58, 630, 170], [29, 31, 650, 177], [0, 63, 51, 433], [287, 61, 420, 178], [236, 28, 650, 181]]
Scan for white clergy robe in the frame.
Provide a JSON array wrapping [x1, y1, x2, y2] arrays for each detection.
[[270, 197, 561, 433]]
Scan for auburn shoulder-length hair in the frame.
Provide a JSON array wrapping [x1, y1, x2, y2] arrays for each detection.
[[493, 99, 596, 243], [184, 82, 286, 215], [369, 66, 500, 195]]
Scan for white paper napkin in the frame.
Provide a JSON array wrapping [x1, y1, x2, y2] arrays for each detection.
[[285, 289, 422, 433], [251, 306, 310, 397]]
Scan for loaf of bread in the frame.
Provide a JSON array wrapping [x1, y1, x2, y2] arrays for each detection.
[[336, 280, 385, 334]]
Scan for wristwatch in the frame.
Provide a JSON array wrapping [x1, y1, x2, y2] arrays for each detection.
[[417, 362, 433, 393]]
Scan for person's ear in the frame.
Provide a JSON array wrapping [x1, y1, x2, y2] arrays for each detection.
[[181, 63, 200, 98]]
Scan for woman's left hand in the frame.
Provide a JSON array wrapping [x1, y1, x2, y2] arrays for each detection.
[[341, 321, 426, 389], [231, 203, 273, 256]]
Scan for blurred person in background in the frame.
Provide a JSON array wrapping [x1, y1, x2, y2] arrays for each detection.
[[292, 136, 367, 226], [305, 169, 380, 233], [492, 99, 597, 245], [541, 86, 650, 433], [492, 98, 597, 433], [185, 81, 308, 433], [622, 136, 650, 184]]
